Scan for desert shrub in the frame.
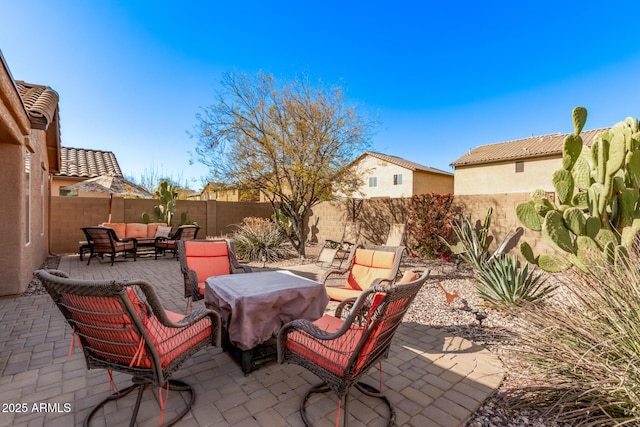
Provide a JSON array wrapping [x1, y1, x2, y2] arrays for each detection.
[[450, 212, 491, 274], [231, 217, 293, 262], [450, 210, 553, 308], [474, 254, 554, 309], [407, 193, 456, 258], [515, 248, 640, 424]]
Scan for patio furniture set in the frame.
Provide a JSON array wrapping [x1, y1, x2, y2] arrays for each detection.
[[79, 224, 200, 265], [39, 222, 428, 426]]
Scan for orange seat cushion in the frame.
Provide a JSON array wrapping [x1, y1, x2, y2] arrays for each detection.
[[347, 249, 396, 291], [286, 315, 363, 376], [325, 286, 362, 302]]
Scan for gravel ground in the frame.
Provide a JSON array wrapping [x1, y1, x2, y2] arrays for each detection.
[[29, 250, 562, 426]]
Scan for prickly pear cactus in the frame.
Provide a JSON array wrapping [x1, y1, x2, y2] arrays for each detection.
[[142, 180, 179, 226], [516, 107, 640, 272]]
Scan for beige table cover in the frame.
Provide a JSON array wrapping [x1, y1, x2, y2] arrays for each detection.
[[205, 270, 329, 350]]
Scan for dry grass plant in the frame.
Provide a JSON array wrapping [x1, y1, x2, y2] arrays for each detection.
[[231, 217, 294, 262], [513, 249, 640, 425]]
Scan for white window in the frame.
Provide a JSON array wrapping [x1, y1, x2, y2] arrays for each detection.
[[368, 177, 377, 187], [393, 174, 403, 185]]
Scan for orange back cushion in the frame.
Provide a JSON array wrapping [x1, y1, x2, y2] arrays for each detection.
[[347, 249, 396, 291], [102, 223, 126, 239], [126, 223, 148, 238], [185, 241, 231, 281]]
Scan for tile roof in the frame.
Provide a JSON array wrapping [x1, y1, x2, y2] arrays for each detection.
[[450, 128, 607, 167], [57, 147, 123, 178], [15, 80, 59, 130], [358, 151, 453, 175]]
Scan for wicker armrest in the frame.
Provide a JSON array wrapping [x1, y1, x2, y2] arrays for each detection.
[[231, 265, 253, 274], [320, 268, 349, 285]]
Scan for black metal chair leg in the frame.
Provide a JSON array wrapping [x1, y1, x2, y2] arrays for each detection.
[[84, 377, 195, 427]]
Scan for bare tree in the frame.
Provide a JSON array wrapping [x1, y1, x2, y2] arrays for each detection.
[[193, 71, 375, 255]]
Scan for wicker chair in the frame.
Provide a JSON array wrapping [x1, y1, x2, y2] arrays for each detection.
[[178, 239, 252, 306], [81, 226, 137, 266], [34, 269, 220, 426], [321, 244, 405, 302], [154, 225, 200, 259], [278, 268, 430, 427]]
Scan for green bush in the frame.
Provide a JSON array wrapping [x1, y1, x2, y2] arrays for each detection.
[[516, 248, 640, 424], [231, 217, 293, 262], [474, 254, 554, 309]]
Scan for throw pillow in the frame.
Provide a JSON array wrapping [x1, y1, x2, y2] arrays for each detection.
[[155, 226, 172, 238]]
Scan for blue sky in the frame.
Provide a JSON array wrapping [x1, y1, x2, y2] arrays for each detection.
[[2, 1, 640, 190]]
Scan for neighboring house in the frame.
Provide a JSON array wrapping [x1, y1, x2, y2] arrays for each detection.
[[450, 128, 606, 256], [0, 51, 61, 296], [350, 151, 454, 198], [189, 182, 261, 202], [451, 129, 604, 196], [52, 146, 123, 197]]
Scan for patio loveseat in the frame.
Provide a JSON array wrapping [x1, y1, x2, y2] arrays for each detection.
[[80, 222, 172, 260], [101, 222, 171, 251]]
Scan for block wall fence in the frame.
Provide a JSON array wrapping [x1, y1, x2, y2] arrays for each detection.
[[50, 194, 551, 258], [49, 197, 274, 254]]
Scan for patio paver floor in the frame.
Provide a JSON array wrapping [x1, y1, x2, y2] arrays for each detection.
[[0, 254, 504, 426]]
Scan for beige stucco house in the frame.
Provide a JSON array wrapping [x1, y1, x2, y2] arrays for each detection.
[[351, 151, 453, 198], [451, 129, 603, 196], [189, 182, 261, 202], [0, 52, 61, 296], [450, 128, 604, 255], [52, 146, 123, 197]]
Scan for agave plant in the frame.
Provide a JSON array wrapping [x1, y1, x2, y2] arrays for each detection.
[[474, 254, 555, 309]]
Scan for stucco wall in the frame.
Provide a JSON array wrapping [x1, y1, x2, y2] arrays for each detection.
[[454, 156, 560, 195], [413, 170, 454, 195], [0, 60, 53, 296], [354, 155, 453, 198], [356, 155, 414, 198], [0, 132, 51, 296], [51, 176, 111, 198]]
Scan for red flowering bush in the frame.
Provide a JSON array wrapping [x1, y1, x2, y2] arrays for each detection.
[[407, 193, 456, 258]]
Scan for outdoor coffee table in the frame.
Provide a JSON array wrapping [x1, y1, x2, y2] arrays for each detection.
[[205, 270, 329, 374]]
